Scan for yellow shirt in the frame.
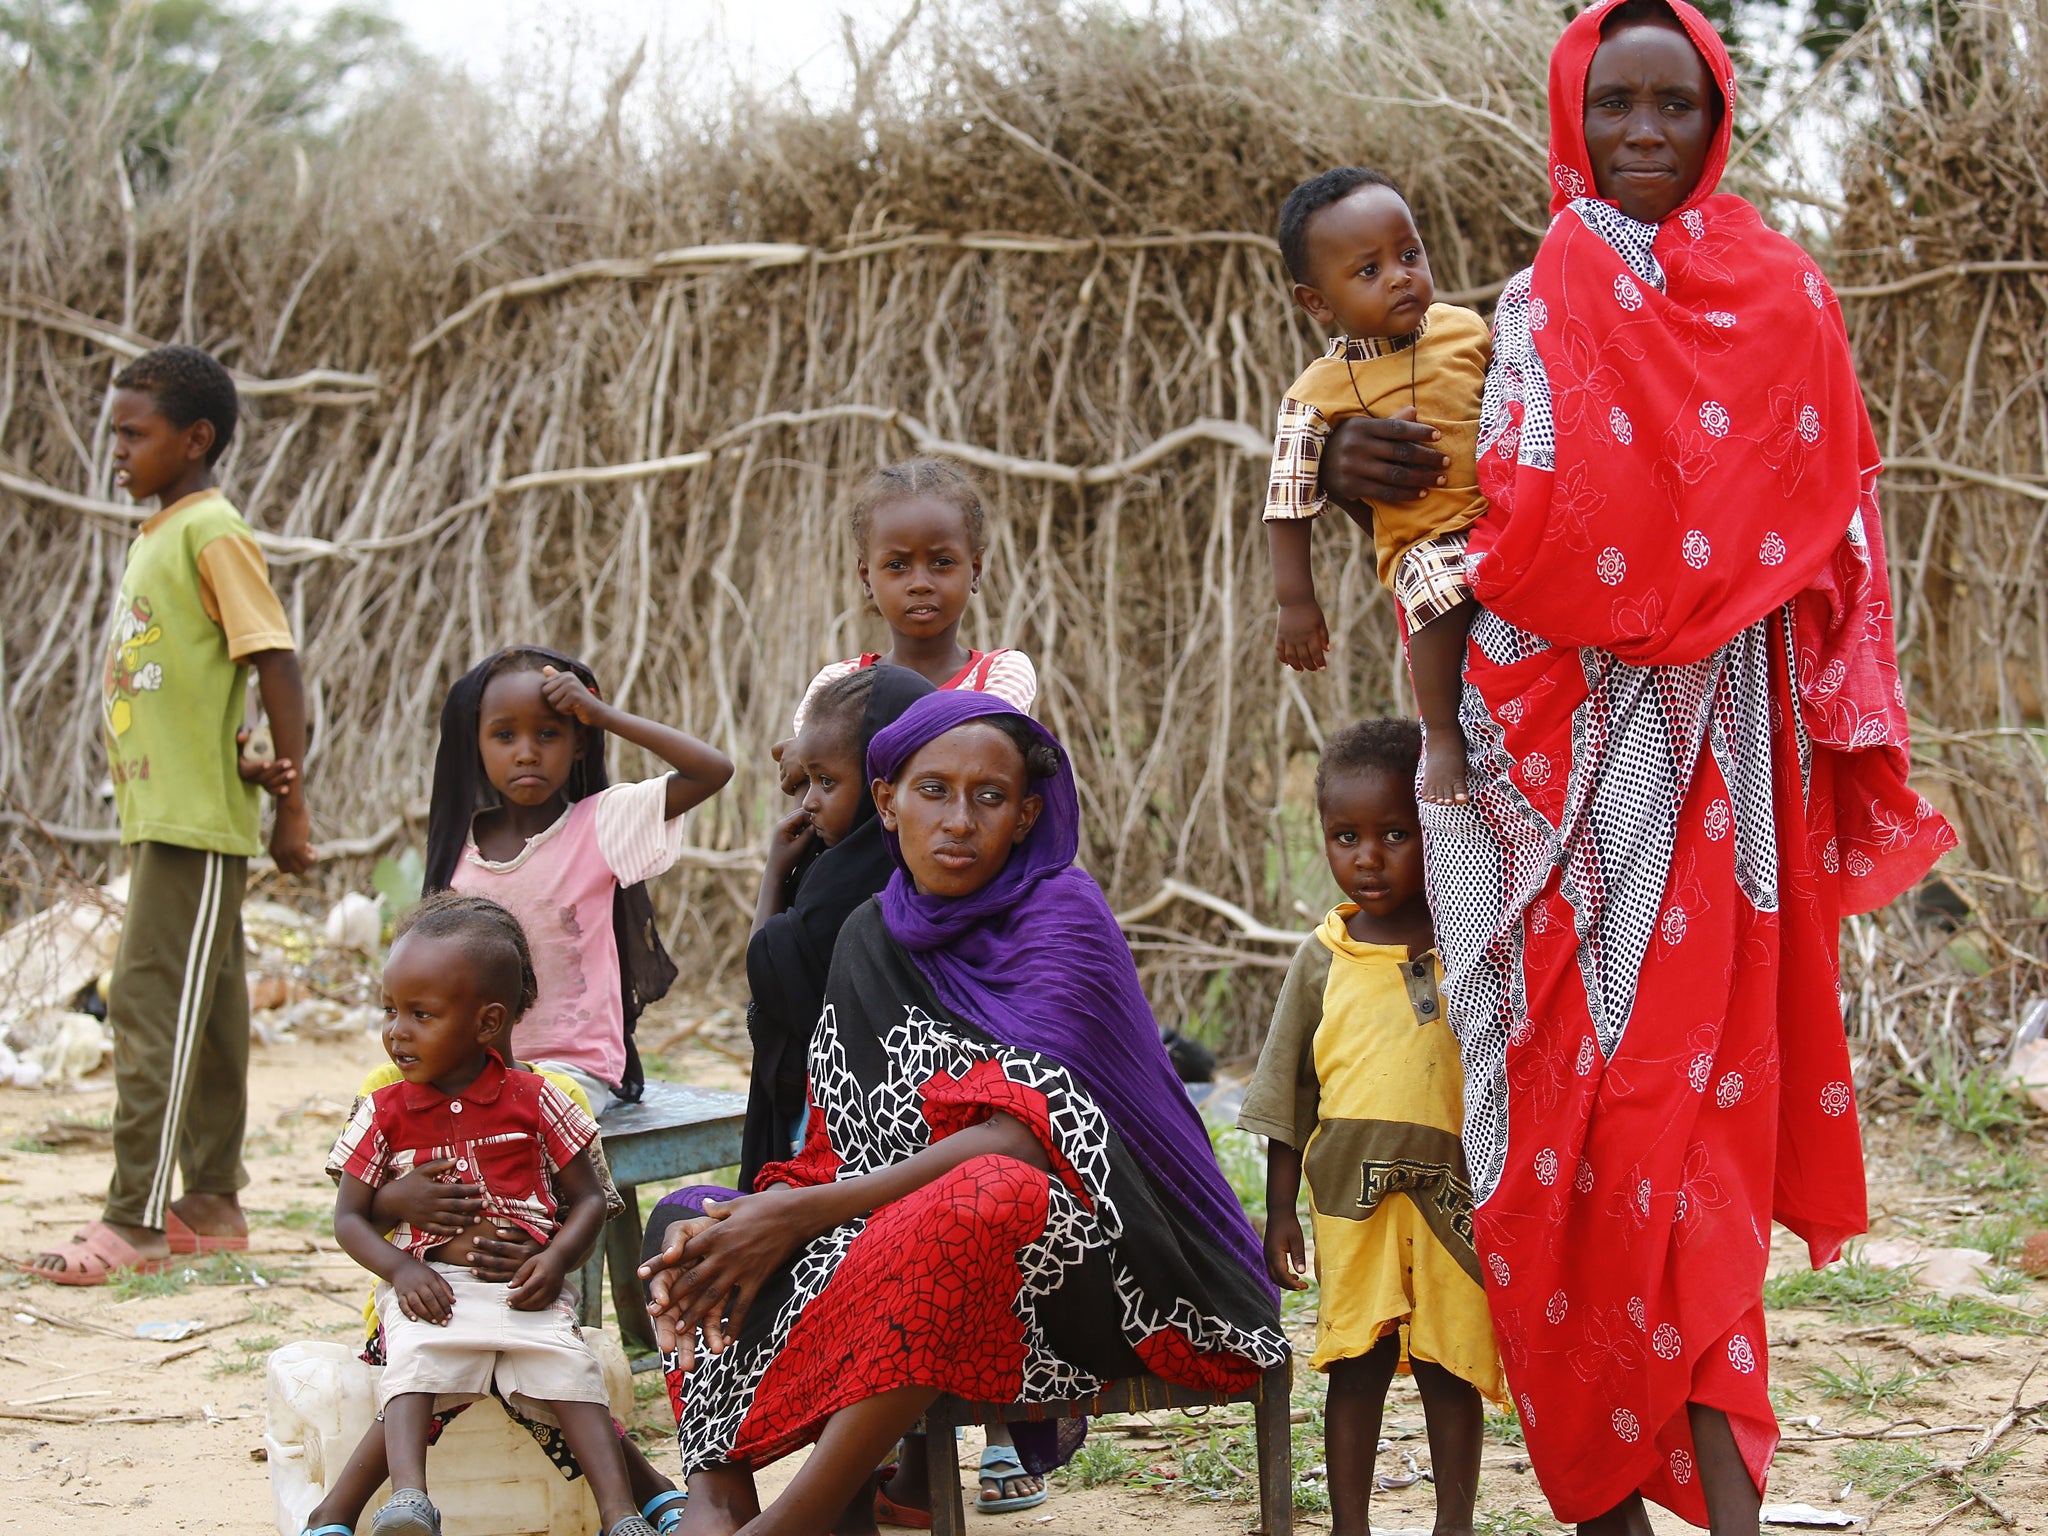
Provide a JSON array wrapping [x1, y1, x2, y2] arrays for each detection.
[[1280, 304, 1491, 590], [1240, 906, 1502, 1395]]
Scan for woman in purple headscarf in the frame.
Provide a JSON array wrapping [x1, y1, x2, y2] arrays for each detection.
[[639, 693, 1285, 1534]]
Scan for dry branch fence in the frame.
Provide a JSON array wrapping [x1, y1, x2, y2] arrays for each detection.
[[0, 0, 2040, 1067]]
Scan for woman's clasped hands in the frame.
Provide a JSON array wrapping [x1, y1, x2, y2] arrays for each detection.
[[638, 1186, 819, 1370]]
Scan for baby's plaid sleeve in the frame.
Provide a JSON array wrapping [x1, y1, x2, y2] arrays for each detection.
[[327, 1094, 391, 1186], [1263, 397, 1332, 523]]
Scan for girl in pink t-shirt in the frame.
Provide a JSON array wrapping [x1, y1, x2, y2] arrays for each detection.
[[422, 647, 733, 1115], [777, 459, 1036, 786]]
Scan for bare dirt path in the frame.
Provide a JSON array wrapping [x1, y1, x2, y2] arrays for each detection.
[[0, 1019, 2038, 1535]]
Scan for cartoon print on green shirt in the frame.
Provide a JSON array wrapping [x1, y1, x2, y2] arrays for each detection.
[[103, 595, 165, 739]]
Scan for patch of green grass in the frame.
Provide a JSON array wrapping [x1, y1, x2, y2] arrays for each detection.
[[1764, 1258, 1914, 1311], [208, 1333, 281, 1377], [108, 1265, 193, 1301], [1884, 1293, 2043, 1335], [1059, 1437, 1138, 1488], [1952, 1214, 2025, 1265], [253, 1202, 328, 1231], [1485, 1405, 1526, 1446], [1910, 1056, 2032, 1142], [1835, 1439, 1933, 1497], [1963, 1148, 2042, 1194], [1477, 1509, 1551, 1536], [1281, 1276, 1321, 1327], [245, 1300, 291, 1328], [192, 1251, 285, 1287], [1179, 1426, 1258, 1497], [1984, 1267, 2033, 1296], [1208, 1123, 1267, 1222], [7, 1135, 52, 1154], [1810, 1356, 1938, 1416]]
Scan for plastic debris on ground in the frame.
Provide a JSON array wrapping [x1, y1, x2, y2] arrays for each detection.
[[1856, 1237, 2002, 1296], [135, 1320, 207, 1342], [1761, 1506, 1859, 1527]]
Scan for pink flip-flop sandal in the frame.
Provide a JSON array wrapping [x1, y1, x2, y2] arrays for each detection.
[[165, 1210, 249, 1254], [18, 1222, 169, 1286]]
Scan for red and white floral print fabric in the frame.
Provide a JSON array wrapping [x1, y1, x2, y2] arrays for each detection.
[[1428, 1, 1957, 1526]]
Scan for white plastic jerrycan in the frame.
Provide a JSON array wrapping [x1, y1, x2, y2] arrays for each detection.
[[265, 1332, 637, 1536]]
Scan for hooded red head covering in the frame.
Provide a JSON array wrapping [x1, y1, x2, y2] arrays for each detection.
[[1543, 0, 1737, 219], [1462, 0, 1950, 916]]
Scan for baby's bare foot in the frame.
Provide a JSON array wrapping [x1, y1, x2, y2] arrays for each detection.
[[1419, 727, 1470, 806]]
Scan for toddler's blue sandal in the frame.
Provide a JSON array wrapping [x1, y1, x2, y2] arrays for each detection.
[[642, 1490, 687, 1533], [604, 1518, 659, 1536], [299, 1527, 353, 1536], [368, 1489, 440, 1536], [975, 1445, 1048, 1514]]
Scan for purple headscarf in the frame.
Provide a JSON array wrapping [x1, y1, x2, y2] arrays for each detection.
[[868, 690, 1270, 1292]]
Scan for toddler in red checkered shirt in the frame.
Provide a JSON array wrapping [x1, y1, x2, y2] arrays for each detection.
[[328, 894, 659, 1536]]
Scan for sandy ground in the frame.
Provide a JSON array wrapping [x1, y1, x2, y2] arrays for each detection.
[[0, 1016, 2041, 1535]]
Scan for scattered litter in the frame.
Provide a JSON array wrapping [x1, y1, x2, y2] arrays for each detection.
[[0, 895, 122, 1016], [1376, 1448, 1428, 1490], [1856, 1237, 1999, 1296], [323, 893, 381, 953], [0, 1010, 114, 1086], [134, 1320, 206, 1343], [1761, 1505, 1858, 1527], [247, 972, 307, 1013]]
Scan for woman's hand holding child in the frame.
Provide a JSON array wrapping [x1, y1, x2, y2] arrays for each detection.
[[505, 1239, 576, 1311], [374, 1157, 483, 1239]]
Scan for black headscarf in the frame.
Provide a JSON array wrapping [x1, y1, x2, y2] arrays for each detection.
[[423, 646, 676, 1104], [739, 664, 935, 1187]]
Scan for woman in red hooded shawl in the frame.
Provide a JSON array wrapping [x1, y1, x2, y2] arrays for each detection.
[[1347, 1, 1959, 1530]]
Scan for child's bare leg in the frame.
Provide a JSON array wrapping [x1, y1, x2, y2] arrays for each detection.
[[1688, 1403, 1761, 1536], [682, 1466, 762, 1536], [1408, 598, 1477, 805], [877, 1431, 927, 1513], [1577, 1494, 1654, 1536], [553, 1399, 642, 1527], [623, 1432, 683, 1509], [1327, 1333, 1402, 1536], [306, 1417, 392, 1530], [1412, 1359, 1482, 1536], [739, 1385, 939, 1536], [380, 1393, 435, 1495]]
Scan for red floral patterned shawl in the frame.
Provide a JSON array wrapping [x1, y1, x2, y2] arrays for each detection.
[[1428, 1, 1956, 1525]]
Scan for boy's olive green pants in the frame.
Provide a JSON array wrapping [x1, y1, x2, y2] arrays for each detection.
[[103, 841, 250, 1231]]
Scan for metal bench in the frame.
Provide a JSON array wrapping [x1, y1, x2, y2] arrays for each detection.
[[922, 1362, 1295, 1536], [579, 1079, 748, 1363]]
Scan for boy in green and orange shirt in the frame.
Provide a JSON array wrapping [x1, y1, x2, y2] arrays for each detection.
[[34, 345, 318, 1283]]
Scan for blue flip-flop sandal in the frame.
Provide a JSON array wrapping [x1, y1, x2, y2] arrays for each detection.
[[643, 1490, 688, 1534], [975, 1444, 1048, 1514]]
